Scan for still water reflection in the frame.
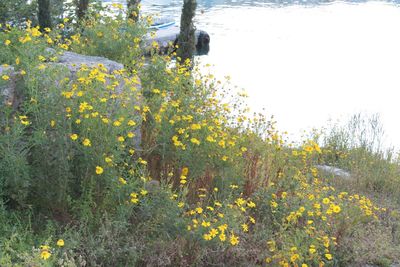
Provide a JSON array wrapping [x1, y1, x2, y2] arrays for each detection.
[[107, 0, 400, 148]]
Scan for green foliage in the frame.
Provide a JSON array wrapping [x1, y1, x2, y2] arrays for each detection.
[[0, 0, 37, 26], [318, 113, 400, 202], [0, 120, 30, 206], [69, 5, 147, 68], [0, 7, 399, 267]]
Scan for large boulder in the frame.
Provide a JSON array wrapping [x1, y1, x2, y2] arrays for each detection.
[[1, 51, 129, 108], [52, 51, 142, 148], [55, 51, 124, 74], [1, 51, 141, 148]]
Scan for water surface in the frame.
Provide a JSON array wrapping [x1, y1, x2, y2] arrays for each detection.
[[108, 0, 400, 148]]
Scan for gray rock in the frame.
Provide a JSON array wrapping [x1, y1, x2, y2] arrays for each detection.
[[1, 51, 141, 149], [316, 165, 351, 179], [55, 51, 124, 74], [0, 65, 16, 107], [51, 51, 141, 148]]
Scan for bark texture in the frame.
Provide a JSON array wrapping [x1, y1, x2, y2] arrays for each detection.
[[177, 0, 197, 63], [38, 0, 52, 29]]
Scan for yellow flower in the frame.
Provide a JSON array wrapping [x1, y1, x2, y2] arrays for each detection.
[[190, 123, 201, 130], [209, 228, 219, 238], [56, 239, 64, 247], [322, 198, 330, 205], [203, 233, 212, 240], [230, 234, 239, 246], [117, 136, 125, 142], [201, 220, 211, 227], [82, 138, 91, 147], [333, 205, 341, 213], [270, 200, 278, 208], [195, 207, 203, 214], [40, 250, 51, 260], [138, 158, 147, 165], [4, 40, 11, 45], [219, 233, 226, 241], [181, 167, 189, 176], [190, 138, 200, 145], [95, 166, 104, 175], [249, 216, 256, 224], [19, 115, 30, 125], [50, 120, 56, 127], [235, 197, 246, 207], [128, 120, 136, 126], [140, 189, 148, 196], [206, 135, 216, 142], [290, 254, 299, 262], [325, 253, 333, 260], [118, 177, 127, 185], [2, 75, 10, 80], [70, 134, 78, 140]]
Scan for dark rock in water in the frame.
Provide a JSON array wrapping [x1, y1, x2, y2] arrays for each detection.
[[196, 30, 210, 56], [146, 25, 210, 56]]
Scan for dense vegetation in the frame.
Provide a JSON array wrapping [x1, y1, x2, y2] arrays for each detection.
[[0, 2, 399, 267]]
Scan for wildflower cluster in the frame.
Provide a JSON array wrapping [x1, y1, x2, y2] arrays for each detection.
[[0, 8, 398, 267]]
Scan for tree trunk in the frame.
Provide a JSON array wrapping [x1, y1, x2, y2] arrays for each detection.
[[76, 0, 89, 20], [177, 0, 197, 64], [38, 0, 52, 29], [127, 0, 140, 22]]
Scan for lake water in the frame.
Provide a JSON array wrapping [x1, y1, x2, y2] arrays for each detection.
[[107, 0, 400, 149]]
